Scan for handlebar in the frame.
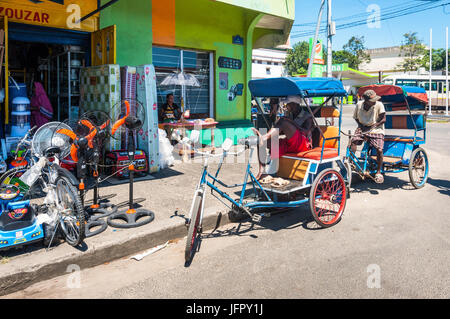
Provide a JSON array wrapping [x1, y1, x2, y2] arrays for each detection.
[[340, 129, 375, 138], [14, 125, 37, 155]]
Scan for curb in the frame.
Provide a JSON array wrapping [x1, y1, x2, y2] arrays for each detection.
[[0, 209, 231, 296]]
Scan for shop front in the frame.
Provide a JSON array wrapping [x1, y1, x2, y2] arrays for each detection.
[[0, 0, 294, 173], [0, 0, 118, 171], [99, 0, 295, 145]]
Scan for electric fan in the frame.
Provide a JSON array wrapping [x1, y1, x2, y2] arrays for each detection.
[[107, 99, 155, 228]]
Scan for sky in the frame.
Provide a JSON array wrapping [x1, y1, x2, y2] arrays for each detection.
[[292, 0, 450, 50]]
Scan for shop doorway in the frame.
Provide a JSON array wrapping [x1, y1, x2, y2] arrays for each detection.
[[0, 19, 116, 137]]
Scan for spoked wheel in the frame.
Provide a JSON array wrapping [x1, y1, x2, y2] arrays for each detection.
[[409, 147, 429, 189], [309, 169, 347, 228], [185, 192, 203, 263], [56, 176, 85, 246]]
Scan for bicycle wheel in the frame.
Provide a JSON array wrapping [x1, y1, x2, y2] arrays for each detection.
[[409, 147, 429, 189], [185, 192, 203, 262], [56, 176, 85, 247], [309, 169, 347, 228]]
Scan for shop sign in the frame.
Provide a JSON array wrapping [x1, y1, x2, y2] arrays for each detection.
[[308, 38, 325, 65], [232, 35, 244, 45], [0, 0, 98, 32]]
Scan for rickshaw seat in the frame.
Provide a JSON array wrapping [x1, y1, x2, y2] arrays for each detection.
[[318, 126, 339, 149], [284, 147, 339, 161]]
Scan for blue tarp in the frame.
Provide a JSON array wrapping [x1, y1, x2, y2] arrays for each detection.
[[248, 77, 348, 98]]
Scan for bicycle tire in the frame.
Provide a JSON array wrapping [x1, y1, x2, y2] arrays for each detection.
[[309, 169, 347, 228], [56, 176, 86, 247], [409, 147, 429, 189], [185, 192, 203, 262]]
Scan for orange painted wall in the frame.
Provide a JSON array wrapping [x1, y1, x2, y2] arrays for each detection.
[[152, 0, 175, 46]]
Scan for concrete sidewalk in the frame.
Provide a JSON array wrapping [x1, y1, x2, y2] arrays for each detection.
[[0, 157, 252, 296]]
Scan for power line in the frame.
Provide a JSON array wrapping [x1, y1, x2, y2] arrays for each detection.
[[292, 0, 442, 33], [291, 1, 449, 39], [293, 0, 421, 27]]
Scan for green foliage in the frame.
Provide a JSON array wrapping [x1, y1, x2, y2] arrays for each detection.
[[332, 36, 370, 70], [421, 48, 450, 71], [285, 41, 309, 76], [397, 32, 427, 72]]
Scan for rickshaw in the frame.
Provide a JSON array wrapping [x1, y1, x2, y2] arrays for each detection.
[[343, 84, 429, 189], [184, 77, 351, 262]]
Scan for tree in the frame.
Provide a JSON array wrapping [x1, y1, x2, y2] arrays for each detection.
[[421, 48, 450, 71], [397, 32, 426, 72], [331, 36, 371, 70], [285, 41, 309, 76]]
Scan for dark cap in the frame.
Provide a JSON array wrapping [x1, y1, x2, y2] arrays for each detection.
[[363, 89, 381, 103]]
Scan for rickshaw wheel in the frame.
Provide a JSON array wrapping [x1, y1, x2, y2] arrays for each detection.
[[409, 147, 429, 189], [309, 169, 347, 228]]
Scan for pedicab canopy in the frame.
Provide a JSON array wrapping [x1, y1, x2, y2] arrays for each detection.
[[248, 77, 347, 98], [357, 85, 428, 111]]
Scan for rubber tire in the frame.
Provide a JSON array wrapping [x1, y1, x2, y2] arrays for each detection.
[[309, 168, 347, 228], [56, 176, 86, 247], [409, 147, 429, 189], [185, 193, 203, 263]]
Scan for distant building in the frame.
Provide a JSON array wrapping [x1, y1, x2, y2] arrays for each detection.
[[360, 46, 406, 76], [359, 46, 434, 77], [252, 48, 287, 79]]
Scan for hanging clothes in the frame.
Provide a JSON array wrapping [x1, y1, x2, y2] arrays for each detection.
[[30, 82, 53, 128]]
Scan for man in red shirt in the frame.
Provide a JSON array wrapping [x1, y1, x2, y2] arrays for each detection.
[[252, 101, 312, 180]]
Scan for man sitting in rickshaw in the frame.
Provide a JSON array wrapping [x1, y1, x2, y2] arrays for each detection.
[[252, 97, 313, 180], [351, 89, 387, 184]]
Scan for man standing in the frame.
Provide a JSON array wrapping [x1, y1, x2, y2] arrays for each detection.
[[351, 89, 386, 184]]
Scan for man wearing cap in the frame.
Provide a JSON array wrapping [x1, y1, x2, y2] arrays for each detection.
[[351, 89, 387, 183]]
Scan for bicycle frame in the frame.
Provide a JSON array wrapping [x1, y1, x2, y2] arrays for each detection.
[[189, 146, 313, 226]]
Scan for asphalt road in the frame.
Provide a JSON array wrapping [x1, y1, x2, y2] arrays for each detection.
[[3, 112, 450, 299]]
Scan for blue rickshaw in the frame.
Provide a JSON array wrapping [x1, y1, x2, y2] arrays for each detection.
[[184, 77, 351, 262], [344, 84, 429, 189]]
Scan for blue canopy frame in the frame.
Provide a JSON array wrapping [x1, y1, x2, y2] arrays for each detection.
[[248, 77, 348, 98]]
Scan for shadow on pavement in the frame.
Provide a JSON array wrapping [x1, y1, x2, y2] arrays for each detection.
[[350, 173, 415, 195], [427, 177, 450, 196]]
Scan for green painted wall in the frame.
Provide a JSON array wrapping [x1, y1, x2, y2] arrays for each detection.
[[100, 0, 292, 123], [99, 0, 152, 66], [174, 0, 261, 122], [214, 0, 295, 20]]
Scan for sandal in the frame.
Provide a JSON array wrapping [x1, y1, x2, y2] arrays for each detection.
[[271, 177, 290, 188], [374, 173, 384, 184]]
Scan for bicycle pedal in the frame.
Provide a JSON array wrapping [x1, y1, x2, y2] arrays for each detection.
[[252, 214, 262, 223]]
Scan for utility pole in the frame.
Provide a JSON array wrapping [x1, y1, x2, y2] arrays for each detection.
[[446, 26, 449, 116], [327, 0, 334, 78], [307, 0, 326, 77], [429, 28, 432, 116]]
